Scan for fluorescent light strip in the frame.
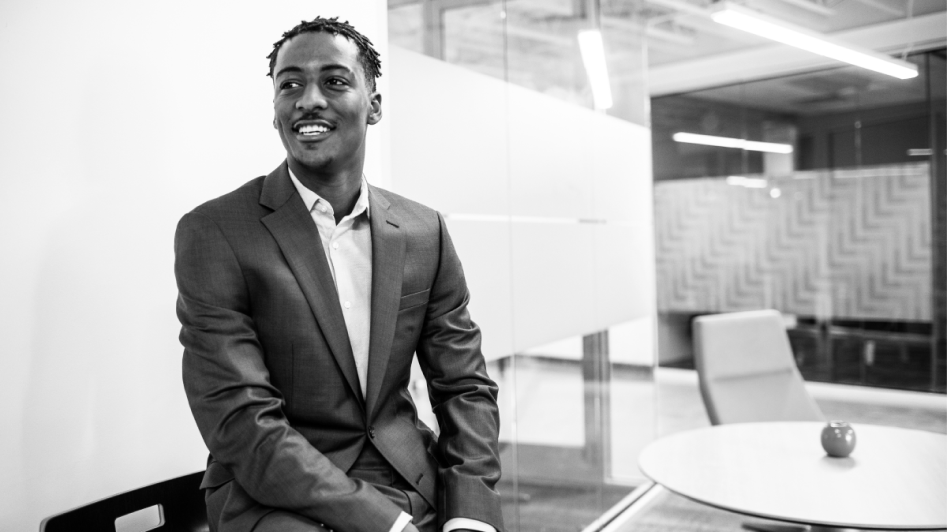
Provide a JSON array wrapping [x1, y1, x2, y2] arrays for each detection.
[[711, 3, 918, 80], [673, 132, 793, 154], [577, 30, 613, 110]]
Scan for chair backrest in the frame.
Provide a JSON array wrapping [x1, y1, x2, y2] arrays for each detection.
[[40, 471, 207, 532], [693, 309, 824, 425]]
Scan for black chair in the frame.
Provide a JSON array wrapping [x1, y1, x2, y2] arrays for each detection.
[[40, 471, 207, 532]]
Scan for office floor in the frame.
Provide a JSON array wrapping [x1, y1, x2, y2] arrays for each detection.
[[489, 358, 946, 532]]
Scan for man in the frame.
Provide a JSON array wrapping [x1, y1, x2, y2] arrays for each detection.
[[174, 17, 504, 532]]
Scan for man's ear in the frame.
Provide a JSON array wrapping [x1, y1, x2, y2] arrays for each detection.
[[273, 117, 278, 129], [367, 92, 382, 125]]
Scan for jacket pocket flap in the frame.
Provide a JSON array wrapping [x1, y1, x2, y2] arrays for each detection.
[[399, 289, 430, 311]]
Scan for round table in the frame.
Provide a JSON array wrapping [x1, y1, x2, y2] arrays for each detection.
[[638, 422, 947, 530]]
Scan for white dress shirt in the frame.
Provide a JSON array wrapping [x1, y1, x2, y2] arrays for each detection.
[[289, 170, 496, 532]]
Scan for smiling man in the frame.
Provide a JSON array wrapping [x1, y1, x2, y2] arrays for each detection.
[[174, 17, 504, 532]]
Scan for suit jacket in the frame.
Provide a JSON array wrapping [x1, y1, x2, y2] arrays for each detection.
[[174, 162, 504, 532]]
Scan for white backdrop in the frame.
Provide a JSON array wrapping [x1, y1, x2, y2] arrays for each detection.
[[0, 1, 389, 529]]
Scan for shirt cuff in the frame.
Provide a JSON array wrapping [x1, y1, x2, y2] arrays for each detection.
[[443, 518, 497, 532], [390, 511, 413, 532]]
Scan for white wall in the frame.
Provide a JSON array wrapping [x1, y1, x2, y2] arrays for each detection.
[[0, 1, 388, 529]]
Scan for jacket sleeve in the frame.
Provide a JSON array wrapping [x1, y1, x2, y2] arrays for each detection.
[[415, 212, 505, 531], [174, 210, 403, 532]]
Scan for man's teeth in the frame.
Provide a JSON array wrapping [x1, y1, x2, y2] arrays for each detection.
[[298, 124, 329, 135]]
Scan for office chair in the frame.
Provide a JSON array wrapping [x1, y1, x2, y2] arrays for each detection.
[[693, 309, 824, 425], [693, 310, 824, 532], [40, 471, 207, 532]]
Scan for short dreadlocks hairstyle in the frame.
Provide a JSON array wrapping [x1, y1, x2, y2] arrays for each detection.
[[266, 16, 382, 92]]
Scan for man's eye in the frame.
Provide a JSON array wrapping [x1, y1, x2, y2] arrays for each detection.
[[280, 81, 301, 90], [326, 78, 347, 87]]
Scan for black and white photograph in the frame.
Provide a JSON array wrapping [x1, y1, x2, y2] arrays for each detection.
[[1, 1, 944, 531]]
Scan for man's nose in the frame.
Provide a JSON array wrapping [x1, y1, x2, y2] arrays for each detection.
[[296, 85, 328, 111]]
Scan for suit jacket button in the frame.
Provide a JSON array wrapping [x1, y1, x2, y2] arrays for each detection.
[[369, 426, 376, 439]]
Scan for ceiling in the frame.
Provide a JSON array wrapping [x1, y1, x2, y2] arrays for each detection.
[[388, 0, 947, 103], [681, 48, 945, 115], [636, 0, 946, 66]]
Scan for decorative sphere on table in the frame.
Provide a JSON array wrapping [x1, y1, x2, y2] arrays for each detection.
[[821, 421, 857, 457]]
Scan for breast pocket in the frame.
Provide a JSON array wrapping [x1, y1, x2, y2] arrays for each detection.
[[399, 289, 430, 312]]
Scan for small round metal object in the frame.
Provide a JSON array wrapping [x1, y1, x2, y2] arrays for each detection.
[[822, 421, 857, 458]]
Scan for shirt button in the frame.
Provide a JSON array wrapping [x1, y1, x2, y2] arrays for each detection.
[[369, 426, 376, 439], [317, 204, 327, 213], [332, 242, 339, 250], [344, 301, 351, 309]]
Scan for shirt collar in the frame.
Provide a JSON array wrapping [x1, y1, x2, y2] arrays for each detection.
[[288, 167, 371, 220]]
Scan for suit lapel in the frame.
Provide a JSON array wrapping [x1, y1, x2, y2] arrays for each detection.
[[259, 163, 364, 410], [365, 186, 405, 419]]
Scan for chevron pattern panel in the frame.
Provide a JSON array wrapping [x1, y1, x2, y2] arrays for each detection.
[[654, 163, 932, 321]]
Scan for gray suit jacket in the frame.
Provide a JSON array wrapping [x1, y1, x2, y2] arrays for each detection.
[[174, 162, 504, 532]]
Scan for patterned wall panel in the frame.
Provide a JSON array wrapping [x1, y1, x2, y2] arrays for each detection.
[[654, 163, 932, 321]]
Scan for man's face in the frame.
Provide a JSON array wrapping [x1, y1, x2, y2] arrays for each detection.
[[272, 32, 381, 175]]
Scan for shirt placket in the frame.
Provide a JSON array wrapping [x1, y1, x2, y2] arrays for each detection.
[[330, 215, 368, 396], [332, 221, 353, 311]]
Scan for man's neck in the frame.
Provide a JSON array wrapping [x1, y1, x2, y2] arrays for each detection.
[[289, 160, 363, 224]]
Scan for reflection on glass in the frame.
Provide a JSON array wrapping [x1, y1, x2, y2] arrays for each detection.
[[443, 1, 507, 79], [389, 1, 655, 530], [390, 0, 648, 126], [651, 50, 946, 394]]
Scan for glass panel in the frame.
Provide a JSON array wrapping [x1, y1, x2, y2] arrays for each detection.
[[388, 3, 424, 53], [503, 0, 594, 107], [930, 50, 947, 391], [443, 1, 508, 80], [651, 49, 946, 394], [389, 1, 655, 529]]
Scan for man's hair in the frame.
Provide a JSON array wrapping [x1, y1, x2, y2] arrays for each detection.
[[266, 16, 382, 92]]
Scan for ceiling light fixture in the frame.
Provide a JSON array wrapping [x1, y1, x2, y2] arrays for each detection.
[[673, 132, 794, 153], [577, 30, 614, 110], [710, 2, 918, 80]]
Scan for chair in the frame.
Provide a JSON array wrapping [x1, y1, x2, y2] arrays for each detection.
[[693, 309, 823, 425], [40, 471, 207, 532], [694, 310, 824, 532]]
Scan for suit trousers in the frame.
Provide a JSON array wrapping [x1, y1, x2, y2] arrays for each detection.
[[242, 442, 437, 532]]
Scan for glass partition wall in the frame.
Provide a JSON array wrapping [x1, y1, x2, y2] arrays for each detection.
[[388, 1, 657, 530], [651, 49, 946, 394]]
